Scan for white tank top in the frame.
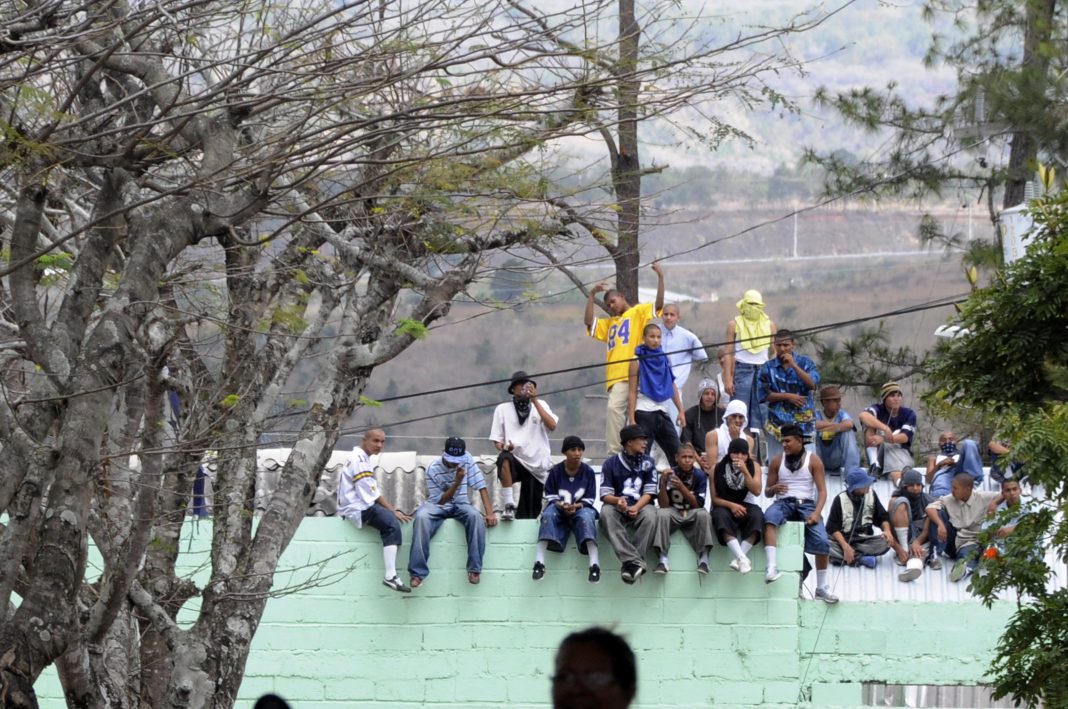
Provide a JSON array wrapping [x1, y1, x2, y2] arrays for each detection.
[[777, 451, 817, 501], [733, 337, 768, 366]]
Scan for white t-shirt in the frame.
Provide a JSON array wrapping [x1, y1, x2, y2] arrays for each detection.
[[337, 446, 380, 525], [488, 400, 557, 481]]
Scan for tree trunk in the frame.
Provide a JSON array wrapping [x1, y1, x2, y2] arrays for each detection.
[[1002, 0, 1057, 209], [613, 0, 641, 304]]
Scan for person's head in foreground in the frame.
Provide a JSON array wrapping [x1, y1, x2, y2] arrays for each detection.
[[552, 626, 636, 709]]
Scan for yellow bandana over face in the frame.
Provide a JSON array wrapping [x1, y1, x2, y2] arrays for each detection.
[[735, 290, 771, 354]]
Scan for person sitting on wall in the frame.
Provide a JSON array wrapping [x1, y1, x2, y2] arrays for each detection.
[[925, 430, 985, 496], [490, 370, 558, 521], [826, 467, 902, 569], [926, 472, 1003, 583], [702, 399, 756, 475], [763, 424, 838, 603], [889, 469, 936, 581], [710, 437, 764, 574], [680, 378, 722, 459], [337, 428, 413, 593], [598, 424, 659, 584], [627, 323, 685, 464], [408, 437, 498, 588], [532, 436, 602, 584], [651, 443, 715, 575], [552, 627, 637, 709], [813, 385, 860, 476], [858, 381, 917, 486], [984, 478, 1025, 545]]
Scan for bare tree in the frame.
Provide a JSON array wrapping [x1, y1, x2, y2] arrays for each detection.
[[0, 1, 629, 705]]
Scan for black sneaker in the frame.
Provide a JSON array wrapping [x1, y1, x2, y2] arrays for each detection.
[[631, 564, 647, 582], [869, 462, 883, 478], [621, 562, 636, 584], [588, 564, 601, 584], [532, 561, 546, 581]]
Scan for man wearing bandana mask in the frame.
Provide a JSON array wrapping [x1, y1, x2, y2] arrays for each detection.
[[490, 371, 558, 520], [925, 430, 984, 497], [889, 469, 937, 580], [723, 290, 777, 446]]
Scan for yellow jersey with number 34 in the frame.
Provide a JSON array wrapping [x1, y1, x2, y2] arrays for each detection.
[[590, 302, 657, 390]]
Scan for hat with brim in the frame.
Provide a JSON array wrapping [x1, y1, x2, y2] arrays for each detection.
[[508, 371, 535, 394], [845, 466, 876, 493], [819, 385, 842, 401], [443, 436, 467, 464], [619, 424, 648, 446]]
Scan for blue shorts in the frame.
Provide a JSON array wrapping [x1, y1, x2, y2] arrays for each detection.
[[538, 504, 597, 554], [764, 497, 830, 555]]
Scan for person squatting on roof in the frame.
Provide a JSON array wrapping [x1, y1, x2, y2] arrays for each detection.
[[826, 467, 906, 570], [532, 436, 602, 584], [337, 428, 413, 593], [814, 384, 860, 476], [859, 381, 917, 486], [490, 370, 558, 521], [584, 261, 665, 455]]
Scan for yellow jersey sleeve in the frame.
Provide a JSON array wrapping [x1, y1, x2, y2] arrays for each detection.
[[601, 302, 655, 389]]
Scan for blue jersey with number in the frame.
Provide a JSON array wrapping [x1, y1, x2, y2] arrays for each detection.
[[599, 453, 658, 504]]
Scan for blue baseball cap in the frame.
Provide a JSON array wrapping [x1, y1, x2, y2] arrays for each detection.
[[443, 436, 466, 464]]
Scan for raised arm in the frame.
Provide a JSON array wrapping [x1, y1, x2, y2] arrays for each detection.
[[652, 260, 665, 314]]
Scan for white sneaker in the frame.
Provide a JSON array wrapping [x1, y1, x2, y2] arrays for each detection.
[[765, 566, 782, 583], [737, 556, 752, 574], [729, 558, 739, 571], [814, 586, 839, 604]]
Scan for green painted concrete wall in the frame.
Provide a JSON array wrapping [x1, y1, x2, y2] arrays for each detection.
[[34, 519, 1012, 708]]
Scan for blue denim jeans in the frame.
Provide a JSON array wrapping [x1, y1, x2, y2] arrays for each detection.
[[407, 502, 486, 579], [931, 508, 979, 567], [815, 430, 860, 474], [731, 362, 766, 432], [538, 504, 597, 554], [929, 439, 984, 496], [350, 504, 402, 547], [764, 497, 830, 555]]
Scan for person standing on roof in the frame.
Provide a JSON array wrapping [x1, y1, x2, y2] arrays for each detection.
[[723, 290, 776, 451]]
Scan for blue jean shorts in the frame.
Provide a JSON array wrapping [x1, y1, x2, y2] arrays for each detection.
[[538, 504, 597, 554], [764, 497, 830, 555]]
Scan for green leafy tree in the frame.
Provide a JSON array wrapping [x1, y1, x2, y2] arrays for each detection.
[[925, 189, 1068, 707], [809, 0, 1067, 265]]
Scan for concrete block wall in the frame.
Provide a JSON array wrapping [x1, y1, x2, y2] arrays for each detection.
[[33, 518, 1012, 708]]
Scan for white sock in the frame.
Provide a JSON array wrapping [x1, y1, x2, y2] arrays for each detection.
[[866, 447, 878, 465], [740, 539, 753, 555], [502, 487, 515, 506], [766, 546, 778, 569], [727, 539, 744, 559], [817, 569, 828, 588], [383, 545, 399, 579], [895, 527, 909, 549], [699, 549, 709, 564], [587, 542, 600, 566], [658, 553, 670, 565], [536, 540, 548, 564]]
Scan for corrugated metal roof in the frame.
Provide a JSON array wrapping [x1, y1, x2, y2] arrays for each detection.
[[239, 450, 1066, 603]]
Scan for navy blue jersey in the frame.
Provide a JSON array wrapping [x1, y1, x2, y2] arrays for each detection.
[[666, 466, 708, 511], [599, 453, 658, 504], [544, 461, 598, 509]]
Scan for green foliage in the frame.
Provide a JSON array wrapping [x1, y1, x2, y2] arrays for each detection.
[[358, 395, 382, 408], [220, 394, 241, 408], [395, 318, 428, 340], [813, 323, 925, 396], [927, 189, 1068, 707]]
